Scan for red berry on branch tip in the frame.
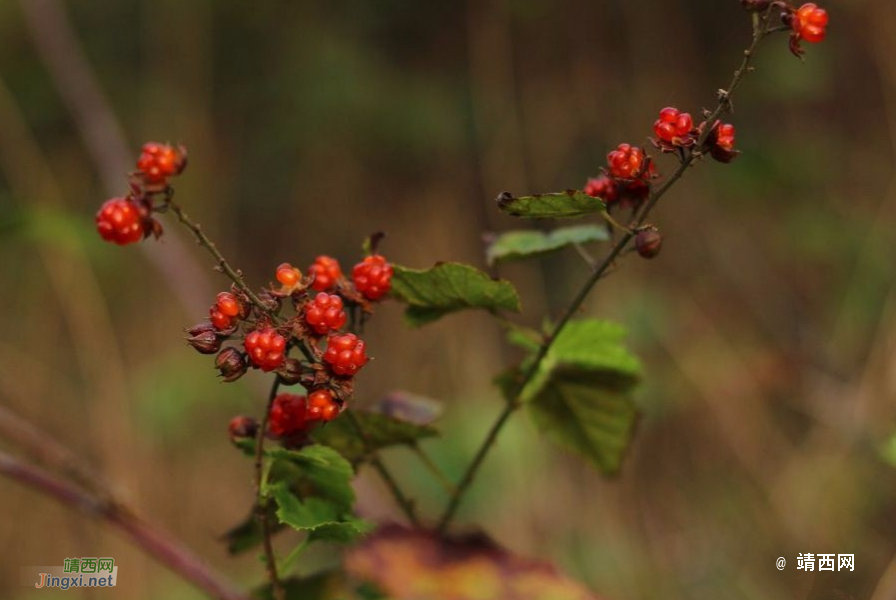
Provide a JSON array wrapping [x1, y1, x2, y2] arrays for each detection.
[[96, 197, 146, 245], [309, 255, 342, 292], [352, 255, 393, 301]]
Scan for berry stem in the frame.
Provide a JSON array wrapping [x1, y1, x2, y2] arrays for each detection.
[[167, 199, 277, 320], [0, 450, 249, 600], [343, 410, 421, 527], [254, 377, 285, 600], [436, 12, 782, 535], [410, 443, 457, 496]]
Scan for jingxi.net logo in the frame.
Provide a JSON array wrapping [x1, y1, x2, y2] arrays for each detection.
[[22, 557, 117, 590]]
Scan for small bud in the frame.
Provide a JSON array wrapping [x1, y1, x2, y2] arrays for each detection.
[[635, 227, 663, 259], [187, 329, 222, 354], [277, 358, 304, 385], [228, 415, 258, 441], [216, 347, 248, 382], [186, 322, 215, 337]]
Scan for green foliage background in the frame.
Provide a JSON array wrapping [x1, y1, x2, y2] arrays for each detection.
[[0, 1, 893, 599]]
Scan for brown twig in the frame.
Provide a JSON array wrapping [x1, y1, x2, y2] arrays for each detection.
[[254, 378, 285, 600], [436, 9, 783, 534], [167, 199, 275, 317], [0, 450, 249, 600]]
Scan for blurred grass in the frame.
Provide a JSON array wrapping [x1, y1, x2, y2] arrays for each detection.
[[1, 0, 895, 599]]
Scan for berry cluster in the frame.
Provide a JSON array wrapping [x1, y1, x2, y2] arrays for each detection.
[[583, 107, 738, 214], [786, 3, 829, 56], [186, 252, 392, 437], [265, 390, 342, 440], [94, 142, 186, 245]]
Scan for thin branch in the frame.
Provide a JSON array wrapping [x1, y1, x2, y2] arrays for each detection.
[[18, 0, 212, 312], [436, 13, 781, 534], [254, 378, 284, 600], [410, 443, 457, 496], [0, 450, 249, 600], [167, 199, 275, 316], [344, 411, 421, 527]]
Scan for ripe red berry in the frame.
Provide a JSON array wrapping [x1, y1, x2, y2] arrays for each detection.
[[323, 333, 368, 376], [352, 255, 393, 301], [583, 175, 619, 204], [136, 142, 186, 185], [792, 3, 828, 44], [96, 197, 146, 245], [216, 292, 241, 318], [209, 308, 232, 330], [309, 255, 342, 292], [607, 143, 651, 180], [276, 263, 302, 288], [244, 328, 287, 372], [715, 123, 736, 151], [653, 107, 694, 144], [706, 122, 739, 163], [307, 389, 340, 422], [304, 293, 347, 335], [267, 394, 309, 437]]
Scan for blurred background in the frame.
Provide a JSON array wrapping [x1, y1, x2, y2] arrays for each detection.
[[0, 0, 893, 598]]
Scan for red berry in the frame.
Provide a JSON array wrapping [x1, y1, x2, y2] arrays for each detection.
[[267, 394, 309, 437], [216, 292, 241, 318], [583, 175, 619, 204], [209, 307, 233, 331], [136, 142, 186, 185], [715, 123, 736, 151], [244, 328, 287, 372], [792, 3, 828, 43], [307, 389, 340, 422], [96, 197, 146, 245], [653, 107, 694, 144], [309, 255, 342, 292], [276, 262, 302, 288], [323, 333, 368, 376], [607, 143, 650, 180], [352, 255, 393, 301], [304, 293, 347, 335]]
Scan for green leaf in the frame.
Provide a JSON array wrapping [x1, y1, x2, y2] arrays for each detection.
[[391, 262, 521, 327], [522, 319, 642, 475], [495, 189, 606, 219], [267, 445, 356, 512], [485, 224, 609, 265], [271, 484, 371, 544], [311, 410, 438, 464]]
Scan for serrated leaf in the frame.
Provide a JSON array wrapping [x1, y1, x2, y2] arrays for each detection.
[[267, 445, 356, 512], [271, 484, 371, 544], [522, 319, 641, 475], [311, 410, 438, 464], [496, 189, 606, 219], [486, 224, 609, 265], [391, 262, 520, 327]]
